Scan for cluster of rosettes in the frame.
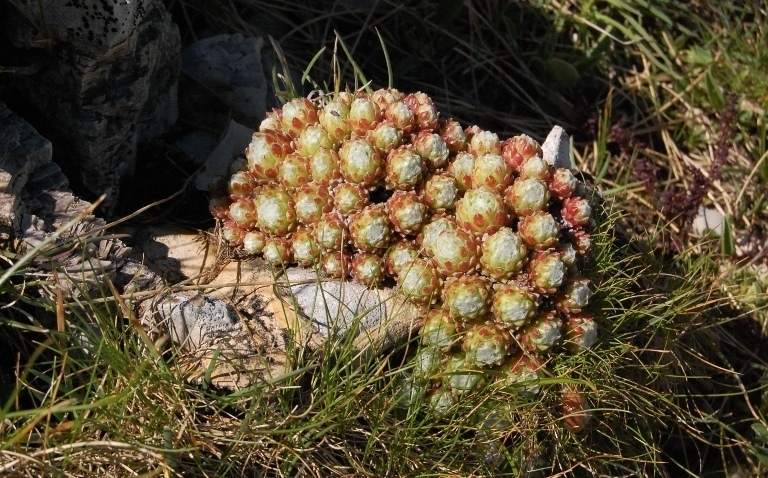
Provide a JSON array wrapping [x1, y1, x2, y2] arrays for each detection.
[[211, 89, 599, 416]]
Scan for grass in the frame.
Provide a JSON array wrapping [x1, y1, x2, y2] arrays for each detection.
[[2, 0, 768, 475]]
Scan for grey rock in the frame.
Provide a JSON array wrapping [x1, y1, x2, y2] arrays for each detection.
[[693, 206, 724, 236], [0, 102, 53, 239], [1, 0, 181, 213], [195, 120, 254, 193], [155, 293, 241, 350], [182, 34, 270, 125], [542, 125, 572, 169]]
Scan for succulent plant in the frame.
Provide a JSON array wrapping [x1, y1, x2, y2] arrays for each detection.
[[384, 240, 420, 277], [498, 353, 545, 396], [455, 186, 510, 237], [442, 275, 492, 322], [281, 98, 319, 138], [295, 183, 333, 225], [501, 134, 541, 172], [333, 182, 370, 215], [505, 177, 550, 217], [518, 310, 562, 352], [214, 89, 602, 422], [447, 152, 475, 192], [296, 123, 334, 158], [246, 130, 293, 181], [563, 312, 598, 351], [442, 351, 486, 394], [314, 212, 348, 251], [466, 126, 502, 156], [292, 227, 321, 267], [421, 308, 460, 350], [398, 258, 442, 305], [412, 131, 450, 170], [349, 204, 392, 252], [428, 227, 479, 277], [255, 186, 297, 236], [528, 250, 566, 294], [263, 236, 293, 266], [562, 197, 593, 229], [386, 191, 428, 235], [339, 138, 384, 187], [309, 148, 342, 185], [463, 321, 512, 367], [479, 228, 527, 280], [278, 152, 311, 189], [491, 283, 538, 330], [422, 172, 459, 213], [242, 230, 267, 255], [519, 212, 560, 250], [385, 146, 425, 190], [351, 252, 386, 287], [440, 119, 467, 153], [471, 153, 512, 192]]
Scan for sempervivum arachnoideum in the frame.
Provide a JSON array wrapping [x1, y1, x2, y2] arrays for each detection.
[[309, 148, 342, 185], [455, 187, 510, 237], [349, 204, 392, 252], [422, 172, 459, 213], [442, 275, 492, 323], [479, 228, 527, 281], [240, 231, 266, 257], [412, 131, 450, 170], [497, 353, 545, 396], [505, 177, 550, 217], [462, 321, 513, 368], [528, 250, 566, 294], [322, 249, 351, 278], [351, 252, 386, 287], [562, 196, 593, 229], [518, 309, 563, 352], [501, 134, 541, 172], [368, 121, 403, 153], [421, 308, 461, 350], [348, 96, 380, 136], [255, 186, 297, 236], [318, 98, 350, 145], [291, 227, 321, 267], [262, 236, 293, 266], [339, 138, 384, 187], [418, 215, 459, 258], [398, 258, 442, 305], [228, 197, 258, 230], [519, 211, 560, 250], [440, 119, 467, 153], [447, 152, 475, 192], [296, 123, 334, 158], [214, 89, 604, 429], [295, 183, 333, 225], [429, 227, 479, 277], [386, 191, 428, 235], [278, 152, 311, 190], [333, 182, 370, 215], [556, 278, 591, 313], [281, 97, 319, 138], [471, 153, 512, 192], [442, 351, 487, 394], [466, 126, 502, 156], [384, 240, 420, 277], [246, 130, 293, 181], [314, 212, 349, 251], [385, 146, 425, 191], [491, 283, 538, 331], [563, 312, 598, 352]]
